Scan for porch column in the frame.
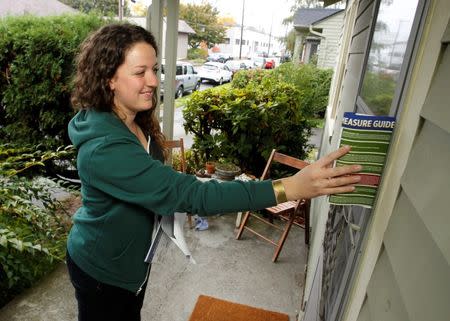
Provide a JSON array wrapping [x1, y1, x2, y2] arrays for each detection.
[[147, 0, 163, 121], [293, 31, 304, 64], [162, 0, 180, 140]]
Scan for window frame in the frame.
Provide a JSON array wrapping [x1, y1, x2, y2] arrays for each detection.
[[355, 0, 427, 117]]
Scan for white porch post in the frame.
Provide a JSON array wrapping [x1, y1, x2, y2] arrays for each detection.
[[293, 32, 304, 64], [147, 0, 164, 121], [162, 0, 180, 140]]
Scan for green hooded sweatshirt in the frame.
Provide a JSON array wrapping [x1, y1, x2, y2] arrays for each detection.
[[67, 110, 276, 293]]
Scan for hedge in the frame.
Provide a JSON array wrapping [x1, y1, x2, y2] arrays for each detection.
[[0, 14, 108, 147]]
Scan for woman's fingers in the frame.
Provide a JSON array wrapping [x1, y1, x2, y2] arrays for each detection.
[[315, 145, 351, 167], [327, 175, 361, 188], [324, 164, 362, 178], [323, 185, 356, 196]]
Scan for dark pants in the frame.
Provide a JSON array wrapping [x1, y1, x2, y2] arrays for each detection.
[[66, 251, 148, 321]]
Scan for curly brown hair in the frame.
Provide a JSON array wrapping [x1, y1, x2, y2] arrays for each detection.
[[71, 23, 166, 156]]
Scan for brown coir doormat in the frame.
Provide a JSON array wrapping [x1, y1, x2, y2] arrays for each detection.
[[188, 295, 290, 321]]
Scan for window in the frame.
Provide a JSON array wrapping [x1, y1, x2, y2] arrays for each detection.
[[176, 65, 182, 76], [358, 0, 420, 115], [224, 38, 230, 44], [186, 65, 194, 74], [235, 39, 240, 45]]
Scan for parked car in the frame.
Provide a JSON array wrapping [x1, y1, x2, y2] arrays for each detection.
[[160, 60, 200, 99], [206, 53, 233, 63], [251, 56, 266, 69], [225, 59, 254, 77], [197, 62, 233, 85]]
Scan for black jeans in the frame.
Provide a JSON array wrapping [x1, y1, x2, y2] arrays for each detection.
[[66, 251, 148, 321]]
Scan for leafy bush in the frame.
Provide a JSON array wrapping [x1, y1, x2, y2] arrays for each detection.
[[0, 143, 76, 177], [0, 14, 107, 147], [0, 143, 77, 307], [231, 68, 270, 89], [183, 77, 312, 176], [187, 47, 208, 60], [0, 176, 73, 307], [170, 148, 197, 175], [272, 62, 333, 117]]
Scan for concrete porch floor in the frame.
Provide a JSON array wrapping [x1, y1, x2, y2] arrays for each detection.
[[0, 213, 308, 321]]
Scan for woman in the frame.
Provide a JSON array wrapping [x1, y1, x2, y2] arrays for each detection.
[[66, 23, 361, 321]]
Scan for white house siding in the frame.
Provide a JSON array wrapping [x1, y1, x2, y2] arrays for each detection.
[[216, 26, 283, 58], [314, 12, 344, 69], [176, 33, 189, 59]]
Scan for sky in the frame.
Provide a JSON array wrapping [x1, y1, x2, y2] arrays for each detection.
[[136, 0, 296, 38]]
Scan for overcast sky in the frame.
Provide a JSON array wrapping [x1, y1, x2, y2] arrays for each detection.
[[138, 0, 296, 37]]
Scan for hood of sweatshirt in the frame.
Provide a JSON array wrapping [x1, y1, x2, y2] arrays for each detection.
[[68, 109, 132, 149]]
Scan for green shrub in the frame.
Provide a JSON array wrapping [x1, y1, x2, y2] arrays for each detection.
[[0, 143, 77, 307], [187, 47, 208, 60], [0, 176, 73, 307], [0, 143, 76, 177], [273, 62, 333, 117], [183, 76, 312, 176], [231, 68, 270, 89], [0, 14, 107, 147]]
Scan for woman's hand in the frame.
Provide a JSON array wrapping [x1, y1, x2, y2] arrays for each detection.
[[282, 145, 361, 201]]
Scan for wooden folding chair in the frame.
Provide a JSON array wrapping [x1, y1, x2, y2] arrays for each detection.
[[235, 149, 310, 262], [164, 138, 192, 227], [164, 138, 186, 173]]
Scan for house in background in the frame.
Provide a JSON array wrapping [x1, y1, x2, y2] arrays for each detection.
[[215, 25, 284, 59], [293, 8, 344, 69], [301, 0, 450, 320], [127, 17, 195, 60], [0, 0, 77, 17]]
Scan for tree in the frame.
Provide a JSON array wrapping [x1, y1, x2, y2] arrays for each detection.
[[284, 29, 297, 54], [60, 0, 130, 16], [179, 3, 226, 49], [130, 1, 148, 17]]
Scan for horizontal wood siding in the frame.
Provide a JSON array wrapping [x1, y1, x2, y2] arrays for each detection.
[[350, 28, 370, 54], [420, 46, 450, 133], [383, 191, 450, 321], [365, 247, 409, 321], [356, 297, 372, 321], [350, 0, 373, 54], [316, 13, 344, 69], [353, 1, 374, 37], [401, 121, 450, 265]]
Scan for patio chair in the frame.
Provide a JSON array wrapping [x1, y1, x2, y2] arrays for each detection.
[[164, 138, 186, 173], [164, 138, 192, 227], [235, 149, 310, 262]]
